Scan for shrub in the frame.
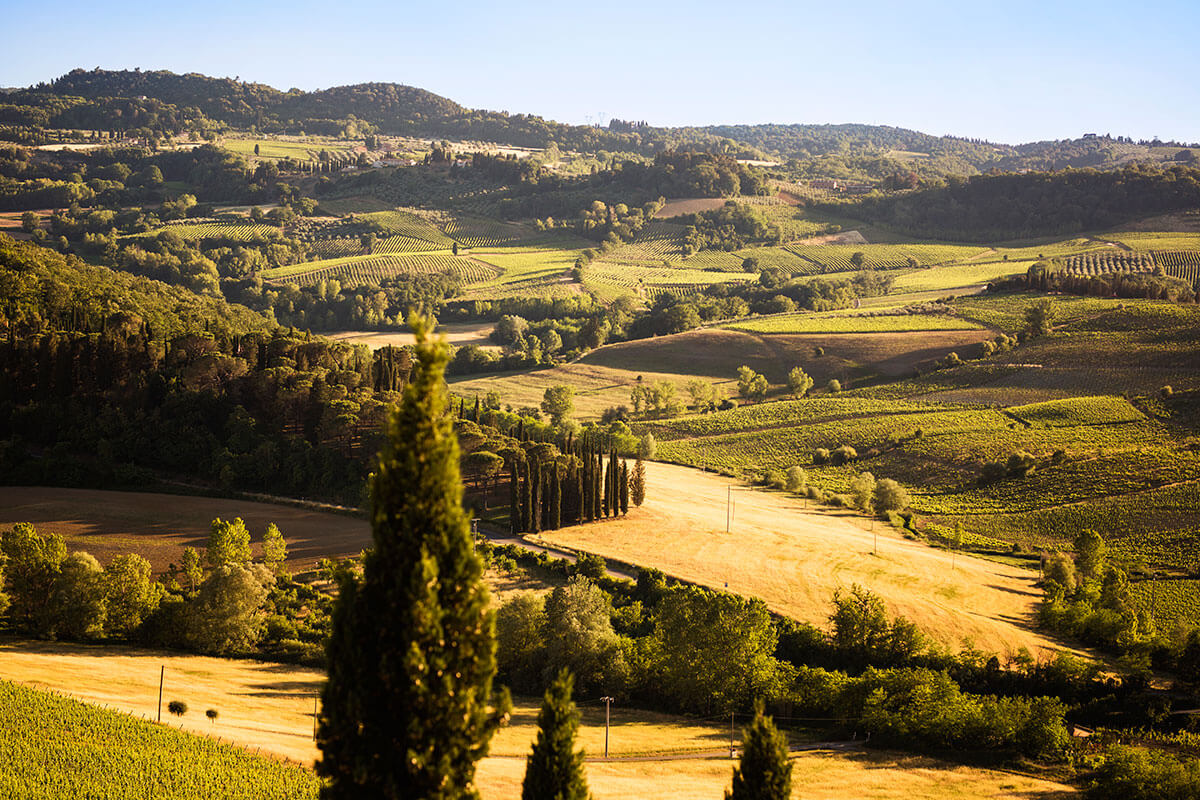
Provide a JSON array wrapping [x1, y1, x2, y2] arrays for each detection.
[[830, 445, 857, 466], [827, 379, 842, 393], [1006, 450, 1037, 478], [574, 553, 607, 580], [785, 467, 807, 493], [206, 708, 219, 723], [167, 700, 188, 717], [812, 448, 830, 465], [873, 479, 910, 513], [848, 473, 876, 512], [763, 470, 787, 490]]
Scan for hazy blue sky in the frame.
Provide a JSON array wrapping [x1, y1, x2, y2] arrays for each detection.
[[2, 0, 1197, 144]]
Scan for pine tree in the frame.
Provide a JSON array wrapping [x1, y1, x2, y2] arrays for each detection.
[[631, 458, 646, 507], [725, 705, 792, 800], [317, 319, 510, 800], [521, 669, 589, 800]]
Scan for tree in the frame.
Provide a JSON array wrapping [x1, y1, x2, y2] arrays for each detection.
[[497, 594, 547, 692], [521, 669, 589, 800], [631, 458, 647, 507], [1074, 529, 1107, 581], [637, 433, 657, 459], [180, 546, 204, 592], [725, 704, 792, 800], [736, 366, 768, 402], [318, 319, 510, 800], [786, 367, 813, 399], [872, 479, 910, 513], [650, 585, 787, 714], [850, 251, 867, 268], [826, 378, 842, 393], [785, 467, 807, 493], [206, 517, 252, 568], [187, 562, 272, 654], [543, 576, 623, 693], [168, 700, 188, 717], [541, 385, 575, 425], [103, 553, 158, 636], [848, 472, 876, 512], [1, 523, 66, 633], [261, 524, 288, 573], [1024, 300, 1057, 337], [20, 211, 38, 233], [206, 708, 220, 724], [51, 551, 107, 639]]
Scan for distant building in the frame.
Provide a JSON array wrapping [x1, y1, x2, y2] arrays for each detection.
[[810, 178, 839, 190]]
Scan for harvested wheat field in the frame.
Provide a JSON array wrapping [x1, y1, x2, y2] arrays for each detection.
[[326, 321, 500, 351], [0, 487, 370, 574], [542, 462, 1063, 657], [579, 327, 995, 385], [0, 640, 1076, 799]]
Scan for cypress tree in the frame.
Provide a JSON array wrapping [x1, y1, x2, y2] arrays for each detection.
[[592, 452, 603, 520], [509, 460, 520, 536], [551, 463, 562, 530], [531, 459, 542, 534], [473, 396, 481, 422], [631, 458, 646, 507], [725, 704, 792, 800], [522, 459, 534, 533], [619, 461, 629, 515], [317, 319, 510, 800], [602, 456, 612, 517], [521, 669, 589, 800]]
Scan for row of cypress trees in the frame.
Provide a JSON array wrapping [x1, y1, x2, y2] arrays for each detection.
[[507, 437, 631, 535]]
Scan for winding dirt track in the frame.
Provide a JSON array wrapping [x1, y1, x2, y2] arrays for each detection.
[[544, 462, 1063, 657]]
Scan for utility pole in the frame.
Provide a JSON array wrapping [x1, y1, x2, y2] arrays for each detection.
[[601, 696, 614, 758], [470, 518, 480, 551], [729, 711, 736, 758], [157, 665, 164, 723], [313, 694, 319, 741]]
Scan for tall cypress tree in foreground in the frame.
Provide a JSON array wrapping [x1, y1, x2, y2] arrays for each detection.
[[317, 318, 511, 800], [725, 704, 792, 800], [521, 669, 589, 800]]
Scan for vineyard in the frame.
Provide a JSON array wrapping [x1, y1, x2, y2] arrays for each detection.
[[584, 260, 751, 296], [1057, 250, 1156, 276], [131, 221, 281, 242], [444, 214, 532, 248], [784, 243, 991, 273], [725, 312, 984, 334], [889, 260, 1030, 292], [358, 210, 455, 247], [259, 252, 491, 287], [1007, 396, 1146, 427], [0, 681, 319, 800], [1106, 232, 1200, 252]]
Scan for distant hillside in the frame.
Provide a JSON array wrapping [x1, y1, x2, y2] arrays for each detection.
[[10, 69, 1200, 180]]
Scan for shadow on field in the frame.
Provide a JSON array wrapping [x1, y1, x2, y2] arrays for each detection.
[[985, 583, 1042, 598], [243, 679, 323, 698], [826, 750, 1075, 798]]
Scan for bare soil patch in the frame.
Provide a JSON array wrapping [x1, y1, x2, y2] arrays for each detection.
[[789, 230, 869, 246], [543, 462, 1065, 657], [0, 487, 370, 574]]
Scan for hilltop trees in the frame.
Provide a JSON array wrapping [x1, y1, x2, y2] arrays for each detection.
[[737, 366, 769, 403], [317, 319, 509, 799], [522, 669, 589, 800]]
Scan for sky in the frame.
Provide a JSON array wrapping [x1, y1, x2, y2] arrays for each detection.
[[2, 0, 1198, 145]]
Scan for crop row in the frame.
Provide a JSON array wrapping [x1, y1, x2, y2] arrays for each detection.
[[358, 210, 454, 247], [261, 252, 480, 286], [444, 215, 529, 248], [0, 681, 319, 800]]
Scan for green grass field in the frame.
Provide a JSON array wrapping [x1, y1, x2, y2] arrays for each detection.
[[0, 681, 319, 800], [222, 137, 353, 161]]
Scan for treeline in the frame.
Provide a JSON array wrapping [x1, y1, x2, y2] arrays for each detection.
[[495, 150, 770, 221], [0, 236, 401, 503], [833, 164, 1200, 241], [491, 557, 1101, 760], [993, 262, 1199, 303], [0, 519, 331, 664]]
